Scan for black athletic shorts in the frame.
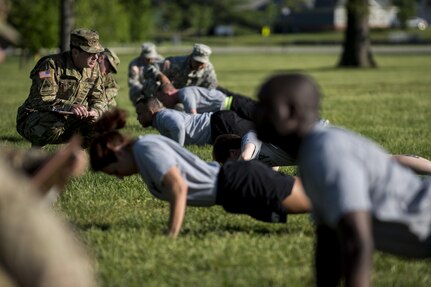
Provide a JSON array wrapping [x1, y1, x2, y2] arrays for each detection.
[[215, 160, 295, 223], [215, 86, 257, 121], [230, 95, 257, 121], [210, 110, 255, 143]]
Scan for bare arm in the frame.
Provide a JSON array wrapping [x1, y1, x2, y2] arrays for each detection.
[[391, 154, 431, 175], [162, 166, 188, 238], [338, 211, 373, 287], [315, 224, 343, 287], [280, 177, 311, 213], [241, 143, 256, 160]]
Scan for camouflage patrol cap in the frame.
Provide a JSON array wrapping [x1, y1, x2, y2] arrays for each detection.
[[141, 42, 158, 59], [191, 43, 212, 64], [70, 28, 104, 54], [103, 48, 120, 73]]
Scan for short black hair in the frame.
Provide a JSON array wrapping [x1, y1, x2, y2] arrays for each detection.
[[135, 96, 163, 109], [212, 134, 242, 164]]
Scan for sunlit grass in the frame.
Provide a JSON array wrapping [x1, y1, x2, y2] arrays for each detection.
[[0, 49, 430, 286]]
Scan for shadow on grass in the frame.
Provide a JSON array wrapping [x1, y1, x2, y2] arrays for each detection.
[[76, 222, 112, 231], [273, 67, 338, 73], [0, 135, 26, 143], [182, 223, 290, 237]]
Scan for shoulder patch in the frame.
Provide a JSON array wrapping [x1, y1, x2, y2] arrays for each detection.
[[39, 69, 53, 79]]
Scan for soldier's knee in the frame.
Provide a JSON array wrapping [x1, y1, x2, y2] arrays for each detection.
[[19, 113, 66, 145]]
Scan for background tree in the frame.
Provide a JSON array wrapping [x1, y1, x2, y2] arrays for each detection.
[[60, 0, 74, 52], [393, 0, 416, 29], [338, 0, 377, 68], [121, 0, 154, 42], [188, 5, 214, 36], [75, 0, 131, 44], [9, 0, 59, 56]]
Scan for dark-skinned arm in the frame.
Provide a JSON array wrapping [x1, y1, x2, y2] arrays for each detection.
[[338, 211, 373, 287], [315, 224, 342, 287]]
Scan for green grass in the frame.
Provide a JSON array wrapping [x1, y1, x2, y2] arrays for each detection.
[[1, 49, 431, 286]]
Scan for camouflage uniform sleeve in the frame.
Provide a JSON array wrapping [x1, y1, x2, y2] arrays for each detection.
[[204, 63, 218, 89], [104, 73, 119, 104], [27, 57, 59, 110], [87, 76, 108, 119]]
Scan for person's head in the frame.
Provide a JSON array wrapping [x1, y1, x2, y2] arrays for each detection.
[[212, 134, 242, 164], [255, 73, 321, 156], [190, 43, 211, 71], [98, 48, 120, 75], [135, 97, 164, 127], [70, 28, 104, 70], [255, 73, 321, 138], [89, 109, 137, 178], [155, 83, 178, 108], [140, 42, 159, 64]]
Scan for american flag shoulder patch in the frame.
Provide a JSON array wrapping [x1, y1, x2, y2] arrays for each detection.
[[39, 69, 53, 79]]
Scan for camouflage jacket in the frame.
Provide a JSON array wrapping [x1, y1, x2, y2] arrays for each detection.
[[102, 72, 119, 107], [162, 55, 218, 89], [128, 56, 164, 100], [17, 51, 107, 120]]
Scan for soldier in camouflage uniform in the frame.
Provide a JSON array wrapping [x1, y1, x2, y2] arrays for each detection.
[[98, 47, 120, 108], [161, 43, 217, 89], [128, 42, 164, 105], [16, 28, 107, 147]]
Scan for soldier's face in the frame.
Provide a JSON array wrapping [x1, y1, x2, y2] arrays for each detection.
[[73, 48, 99, 69], [102, 152, 136, 179], [136, 103, 153, 127], [190, 59, 205, 71]]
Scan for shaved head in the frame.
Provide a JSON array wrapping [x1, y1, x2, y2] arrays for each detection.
[[255, 73, 322, 157], [256, 73, 321, 136]]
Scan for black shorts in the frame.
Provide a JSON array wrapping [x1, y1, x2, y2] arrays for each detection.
[[230, 95, 257, 121], [215, 160, 295, 223], [210, 110, 254, 143]]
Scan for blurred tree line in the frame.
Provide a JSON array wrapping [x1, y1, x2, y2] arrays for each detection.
[[8, 0, 287, 54]]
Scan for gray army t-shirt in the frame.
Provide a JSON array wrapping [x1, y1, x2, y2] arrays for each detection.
[[298, 125, 431, 257], [242, 131, 296, 167], [133, 134, 220, 206], [178, 86, 226, 114], [152, 108, 212, 146]]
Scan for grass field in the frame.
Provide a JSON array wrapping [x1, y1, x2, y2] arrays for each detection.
[[0, 49, 430, 286]]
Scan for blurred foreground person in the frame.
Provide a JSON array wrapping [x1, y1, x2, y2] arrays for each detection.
[[16, 28, 107, 148], [0, 0, 21, 63], [2, 135, 88, 203], [0, 137, 96, 287], [255, 73, 431, 287], [213, 132, 431, 175], [89, 109, 311, 238]]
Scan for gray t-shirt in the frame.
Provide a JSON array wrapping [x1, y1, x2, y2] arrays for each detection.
[[133, 134, 220, 206], [299, 125, 431, 256], [178, 86, 227, 114], [152, 108, 212, 146], [242, 131, 296, 167]]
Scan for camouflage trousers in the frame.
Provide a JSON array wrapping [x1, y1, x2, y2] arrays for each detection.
[[16, 111, 96, 147]]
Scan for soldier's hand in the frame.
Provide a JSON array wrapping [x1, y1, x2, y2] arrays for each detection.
[[87, 110, 98, 118], [162, 60, 171, 72], [144, 64, 160, 79], [71, 104, 89, 118]]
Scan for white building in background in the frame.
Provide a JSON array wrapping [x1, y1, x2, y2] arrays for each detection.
[[334, 0, 398, 30]]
